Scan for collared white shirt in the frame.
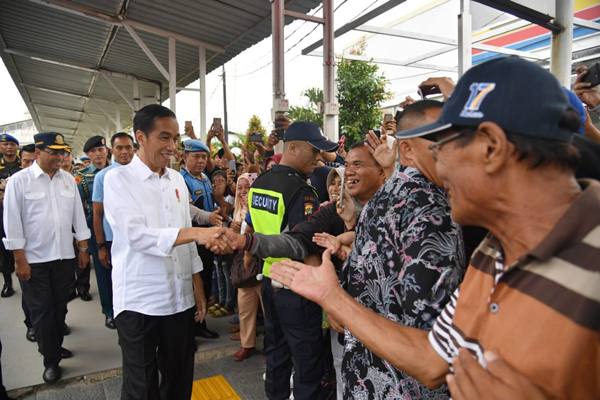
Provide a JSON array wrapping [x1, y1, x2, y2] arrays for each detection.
[[3, 161, 90, 263], [104, 155, 203, 318]]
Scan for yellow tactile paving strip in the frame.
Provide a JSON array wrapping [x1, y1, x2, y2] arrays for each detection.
[[191, 375, 241, 400]]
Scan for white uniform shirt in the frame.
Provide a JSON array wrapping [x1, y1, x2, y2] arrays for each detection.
[[2, 161, 90, 263], [104, 155, 203, 318]]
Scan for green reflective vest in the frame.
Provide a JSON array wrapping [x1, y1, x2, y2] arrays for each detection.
[[247, 166, 316, 277]]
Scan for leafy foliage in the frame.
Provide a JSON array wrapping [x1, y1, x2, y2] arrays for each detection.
[[243, 114, 267, 152], [337, 39, 391, 146], [288, 88, 324, 127]]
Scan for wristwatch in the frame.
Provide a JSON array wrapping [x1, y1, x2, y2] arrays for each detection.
[[96, 242, 106, 249]]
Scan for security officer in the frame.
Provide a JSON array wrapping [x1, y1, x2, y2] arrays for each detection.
[[180, 139, 221, 339], [74, 135, 108, 301], [246, 121, 338, 400], [0, 134, 21, 298]]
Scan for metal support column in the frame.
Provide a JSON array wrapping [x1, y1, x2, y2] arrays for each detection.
[[458, 0, 472, 76], [133, 79, 140, 111], [169, 37, 177, 112], [550, 0, 573, 86], [322, 0, 338, 141], [222, 65, 229, 142], [115, 109, 121, 132], [199, 46, 207, 138], [271, 0, 288, 120]]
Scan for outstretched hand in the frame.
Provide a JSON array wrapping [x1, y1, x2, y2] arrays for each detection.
[[270, 249, 340, 306]]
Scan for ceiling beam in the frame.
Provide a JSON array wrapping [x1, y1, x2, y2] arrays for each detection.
[[28, 0, 224, 53], [3, 47, 161, 84], [302, 0, 409, 55]]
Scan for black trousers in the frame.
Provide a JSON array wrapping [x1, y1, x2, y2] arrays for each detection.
[[21, 259, 74, 367], [262, 278, 324, 400], [115, 307, 196, 400], [196, 245, 213, 298]]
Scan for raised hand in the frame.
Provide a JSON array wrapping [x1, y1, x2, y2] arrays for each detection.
[[270, 249, 340, 305], [573, 65, 600, 108], [366, 130, 398, 173], [419, 77, 455, 99]]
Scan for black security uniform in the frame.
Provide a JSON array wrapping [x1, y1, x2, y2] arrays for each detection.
[[247, 164, 323, 400]]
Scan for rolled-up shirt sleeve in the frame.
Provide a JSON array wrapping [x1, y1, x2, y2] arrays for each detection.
[[2, 177, 26, 250], [104, 171, 179, 257], [72, 183, 91, 241]]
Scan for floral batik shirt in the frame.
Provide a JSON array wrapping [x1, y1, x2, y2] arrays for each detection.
[[341, 166, 466, 399]]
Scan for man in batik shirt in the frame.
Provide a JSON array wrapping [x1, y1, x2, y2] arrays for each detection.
[[341, 100, 466, 399]]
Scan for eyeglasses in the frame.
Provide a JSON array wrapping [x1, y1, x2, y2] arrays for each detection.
[[42, 148, 69, 157], [427, 132, 464, 153]]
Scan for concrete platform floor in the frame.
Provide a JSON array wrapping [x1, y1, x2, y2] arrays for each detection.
[[1, 269, 266, 399]]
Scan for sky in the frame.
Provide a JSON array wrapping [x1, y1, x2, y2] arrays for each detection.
[[0, 0, 583, 142], [0, 0, 469, 137]]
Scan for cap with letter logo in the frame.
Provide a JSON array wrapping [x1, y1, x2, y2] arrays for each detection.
[[395, 56, 575, 142]]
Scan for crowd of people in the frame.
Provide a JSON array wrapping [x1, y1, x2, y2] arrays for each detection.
[[0, 55, 598, 400]]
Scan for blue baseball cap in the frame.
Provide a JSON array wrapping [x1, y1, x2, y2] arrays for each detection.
[[562, 88, 585, 135], [395, 56, 575, 142], [0, 133, 19, 145], [183, 139, 210, 153], [284, 121, 339, 152], [80, 155, 90, 161]]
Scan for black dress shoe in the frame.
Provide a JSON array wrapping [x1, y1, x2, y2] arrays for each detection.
[[42, 365, 62, 383], [79, 292, 92, 301], [60, 347, 73, 359], [63, 323, 71, 336], [105, 317, 116, 330], [194, 325, 219, 339], [1, 284, 14, 298], [26, 327, 37, 342]]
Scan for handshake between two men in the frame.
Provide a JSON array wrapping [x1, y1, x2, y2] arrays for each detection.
[[193, 227, 246, 255]]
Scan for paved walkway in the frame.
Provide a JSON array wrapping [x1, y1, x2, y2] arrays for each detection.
[[1, 270, 266, 399]]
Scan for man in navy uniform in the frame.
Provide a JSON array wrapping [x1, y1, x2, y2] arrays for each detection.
[[74, 136, 108, 301], [180, 139, 222, 339], [3, 132, 90, 383]]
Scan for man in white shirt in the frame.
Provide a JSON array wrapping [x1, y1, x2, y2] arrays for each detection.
[[3, 132, 90, 384], [104, 104, 222, 400]]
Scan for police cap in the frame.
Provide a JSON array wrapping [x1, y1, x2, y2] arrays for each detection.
[[0, 134, 19, 145], [33, 132, 69, 150], [83, 135, 107, 153], [183, 139, 210, 153], [283, 121, 338, 152]]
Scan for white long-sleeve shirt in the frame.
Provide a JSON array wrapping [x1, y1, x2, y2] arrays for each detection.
[[104, 155, 203, 318], [2, 161, 90, 263]]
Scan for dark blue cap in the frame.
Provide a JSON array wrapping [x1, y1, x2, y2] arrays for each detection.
[[183, 139, 210, 153], [0, 134, 19, 145], [283, 121, 339, 152], [33, 132, 69, 150], [83, 135, 106, 153], [395, 56, 575, 142], [562, 88, 585, 135]]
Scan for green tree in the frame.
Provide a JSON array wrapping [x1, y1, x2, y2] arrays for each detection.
[[243, 114, 267, 152], [288, 88, 323, 127], [337, 39, 391, 146]]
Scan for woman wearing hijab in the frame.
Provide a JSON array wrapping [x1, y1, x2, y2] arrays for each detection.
[[229, 172, 262, 361]]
